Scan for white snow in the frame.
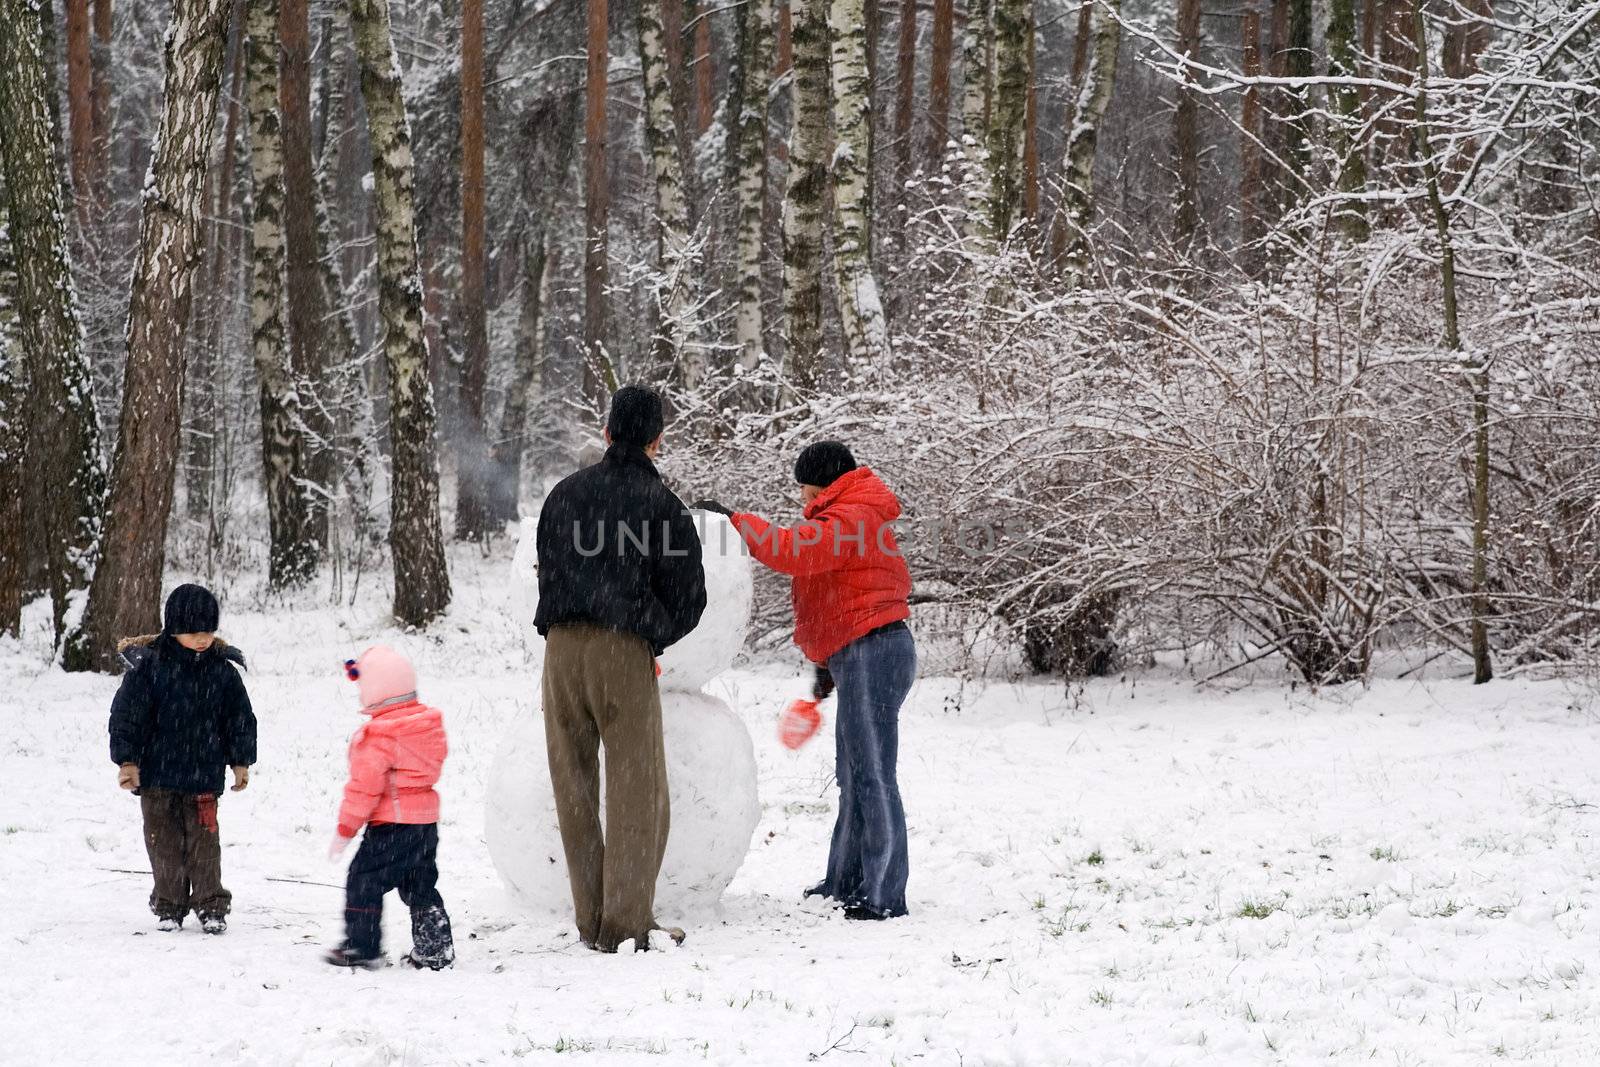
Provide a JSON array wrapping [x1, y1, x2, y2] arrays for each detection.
[[2, 551, 1600, 1064]]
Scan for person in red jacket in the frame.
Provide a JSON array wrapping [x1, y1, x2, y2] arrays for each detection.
[[324, 645, 455, 969], [694, 441, 917, 920]]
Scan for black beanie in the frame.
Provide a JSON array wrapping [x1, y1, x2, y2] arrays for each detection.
[[606, 385, 666, 449], [794, 441, 857, 488], [163, 583, 220, 635]]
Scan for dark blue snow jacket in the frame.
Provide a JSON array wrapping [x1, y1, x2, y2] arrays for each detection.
[[108, 634, 256, 795]]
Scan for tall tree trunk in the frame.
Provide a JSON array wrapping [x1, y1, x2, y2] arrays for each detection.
[[1410, 6, 1490, 683], [0, 0, 107, 645], [583, 0, 611, 408], [91, 0, 112, 186], [1327, 0, 1367, 239], [783, 0, 828, 394], [1239, 5, 1264, 263], [455, 0, 493, 541], [985, 0, 1028, 240], [734, 0, 772, 378], [892, 0, 917, 188], [1050, 0, 1118, 277], [0, 198, 22, 637], [65, 0, 232, 671], [1172, 0, 1202, 247], [829, 0, 891, 367], [1022, 12, 1037, 219], [244, 0, 316, 588], [925, 0, 955, 173], [960, 0, 991, 239], [350, 0, 452, 626], [280, 0, 330, 548], [641, 0, 697, 382], [1283, 0, 1312, 182], [691, 0, 715, 137], [65, 0, 96, 204], [496, 229, 549, 522]]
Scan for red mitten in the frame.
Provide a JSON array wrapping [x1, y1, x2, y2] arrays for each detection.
[[779, 699, 823, 750]]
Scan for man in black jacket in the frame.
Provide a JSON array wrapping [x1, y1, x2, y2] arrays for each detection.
[[108, 584, 256, 934], [535, 385, 706, 952]]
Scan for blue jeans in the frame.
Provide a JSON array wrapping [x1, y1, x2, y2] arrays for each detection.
[[821, 623, 916, 916]]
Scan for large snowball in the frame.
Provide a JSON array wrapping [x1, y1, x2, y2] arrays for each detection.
[[509, 510, 752, 693], [485, 691, 761, 918]]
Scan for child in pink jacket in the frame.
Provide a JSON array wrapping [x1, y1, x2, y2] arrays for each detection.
[[324, 645, 455, 970]]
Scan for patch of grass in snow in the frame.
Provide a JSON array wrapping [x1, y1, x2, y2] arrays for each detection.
[[3, 825, 20, 834], [1236, 898, 1282, 920], [1090, 988, 1115, 1007], [1328, 895, 1381, 920], [552, 1036, 594, 1054], [1420, 898, 1461, 918], [1084, 848, 1105, 866], [1369, 846, 1401, 861]]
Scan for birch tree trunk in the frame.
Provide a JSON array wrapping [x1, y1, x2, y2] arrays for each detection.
[[985, 0, 1028, 240], [66, 0, 232, 670], [1051, 0, 1118, 278], [455, 0, 494, 541], [244, 0, 316, 588], [640, 0, 696, 382], [0, 199, 22, 636], [0, 0, 108, 645], [924, 0, 955, 174], [733, 0, 772, 378], [782, 0, 828, 393], [1172, 0, 1202, 248], [281, 0, 330, 547], [829, 0, 891, 367], [960, 0, 992, 236], [350, 0, 453, 627]]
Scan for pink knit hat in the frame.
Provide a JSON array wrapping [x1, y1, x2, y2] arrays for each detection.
[[345, 644, 418, 711]]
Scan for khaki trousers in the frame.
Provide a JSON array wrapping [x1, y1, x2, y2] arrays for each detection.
[[542, 624, 670, 951], [140, 788, 230, 920]]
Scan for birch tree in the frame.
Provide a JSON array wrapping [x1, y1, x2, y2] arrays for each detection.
[[245, 0, 316, 587], [640, 0, 697, 381], [783, 0, 829, 392], [66, 0, 233, 670], [733, 0, 773, 378], [829, 0, 891, 367], [350, 0, 453, 626], [1051, 0, 1119, 276], [960, 0, 992, 237], [0, 197, 21, 637], [986, 0, 1029, 239]]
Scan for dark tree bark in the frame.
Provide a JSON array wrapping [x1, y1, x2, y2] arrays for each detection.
[[583, 0, 611, 408], [455, 0, 494, 541], [925, 0, 955, 173], [1173, 0, 1202, 246], [91, 0, 112, 181], [693, 0, 714, 136], [892, 0, 917, 187], [66, 0, 233, 671], [0, 198, 21, 637], [280, 0, 330, 548], [350, 0, 453, 627], [1239, 5, 1264, 262], [0, 0, 108, 644], [66, 0, 96, 202]]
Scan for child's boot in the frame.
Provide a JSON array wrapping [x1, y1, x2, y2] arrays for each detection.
[[325, 943, 387, 969], [403, 904, 455, 970]]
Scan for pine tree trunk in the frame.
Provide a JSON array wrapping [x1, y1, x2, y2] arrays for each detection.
[[0, 0, 108, 645], [641, 0, 696, 382], [782, 0, 828, 394], [1327, 0, 1367, 239], [91, 0, 112, 183], [693, 1, 715, 137], [0, 199, 22, 637], [65, 0, 233, 671], [734, 0, 772, 378], [280, 0, 330, 548], [496, 229, 549, 522], [985, 0, 1028, 240], [350, 0, 453, 627], [1239, 6, 1264, 264], [829, 0, 891, 367], [1172, 0, 1201, 247], [1022, 13, 1037, 219], [455, 0, 493, 541], [583, 0, 611, 408], [65, 0, 96, 203], [892, 0, 917, 187], [1051, 0, 1118, 277], [925, 0, 955, 174], [244, 0, 316, 588]]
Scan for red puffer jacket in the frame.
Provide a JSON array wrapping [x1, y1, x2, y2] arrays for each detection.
[[335, 700, 447, 837], [732, 467, 912, 664]]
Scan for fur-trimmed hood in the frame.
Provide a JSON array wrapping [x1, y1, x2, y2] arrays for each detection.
[[117, 633, 246, 672]]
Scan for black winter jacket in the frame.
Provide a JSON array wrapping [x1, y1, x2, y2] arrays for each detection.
[[534, 443, 707, 655], [108, 635, 257, 795]]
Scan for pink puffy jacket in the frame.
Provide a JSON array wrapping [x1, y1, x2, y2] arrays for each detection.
[[335, 646, 447, 838]]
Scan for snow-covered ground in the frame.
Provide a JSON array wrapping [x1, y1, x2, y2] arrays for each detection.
[[4, 551, 1600, 1065]]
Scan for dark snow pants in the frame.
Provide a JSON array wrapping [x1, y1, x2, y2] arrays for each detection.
[[141, 787, 230, 920], [542, 623, 671, 952], [344, 822, 453, 962], [821, 622, 917, 917]]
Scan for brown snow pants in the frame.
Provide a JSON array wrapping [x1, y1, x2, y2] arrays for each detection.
[[542, 623, 670, 952], [141, 787, 231, 920]]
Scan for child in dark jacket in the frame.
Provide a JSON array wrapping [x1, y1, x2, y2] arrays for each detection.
[[324, 644, 455, 970], [108, 584, 256, 934]]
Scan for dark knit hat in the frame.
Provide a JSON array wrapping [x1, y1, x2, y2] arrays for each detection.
[[606, 385, 666, 449], [163, 583, 220, 635], [794, 441, 857, 488]]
